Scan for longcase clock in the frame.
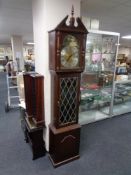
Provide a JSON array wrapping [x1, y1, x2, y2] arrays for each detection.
[[49, 8, 88, 167]]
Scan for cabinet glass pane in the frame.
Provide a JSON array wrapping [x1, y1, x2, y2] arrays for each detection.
[[113, 48, 131, 115], [113, 81, 131, 115], [79, 32, 118, 125]]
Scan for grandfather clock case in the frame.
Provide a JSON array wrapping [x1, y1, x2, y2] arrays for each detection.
[[23, 72, 46, 159], [23, 73, 44, 126], [49, 9, 88, 167]]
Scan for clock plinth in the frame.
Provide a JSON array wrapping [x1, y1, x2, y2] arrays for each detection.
[[49, 124, 81, 167], [49, 10, 88, 167]]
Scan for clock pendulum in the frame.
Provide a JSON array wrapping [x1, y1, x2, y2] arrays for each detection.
[[48, 7, 88, 167]]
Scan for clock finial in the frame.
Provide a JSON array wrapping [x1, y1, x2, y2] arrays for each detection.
[[71, 5, 74, 17], [69, 5, 75, 27]]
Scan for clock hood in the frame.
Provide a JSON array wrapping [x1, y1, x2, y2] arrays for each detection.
[[54, 15, 88, 34]]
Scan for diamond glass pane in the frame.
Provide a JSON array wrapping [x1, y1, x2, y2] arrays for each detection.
[[59, 77, 78, 126]]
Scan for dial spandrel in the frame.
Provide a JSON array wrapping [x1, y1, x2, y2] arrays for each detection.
[[60, 35, 79, 68]]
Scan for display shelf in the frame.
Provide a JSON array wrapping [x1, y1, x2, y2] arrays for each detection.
[[86, 52, 116, 54], [115, 79, 131, 84]]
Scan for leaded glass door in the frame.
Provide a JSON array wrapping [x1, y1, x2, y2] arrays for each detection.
[[57, 74, 80, 128]]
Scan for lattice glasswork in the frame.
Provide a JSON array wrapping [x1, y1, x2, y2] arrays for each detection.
[[59, 77, 78, 126]]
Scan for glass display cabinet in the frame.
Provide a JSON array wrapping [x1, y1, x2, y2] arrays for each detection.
[[79, 30, 120, 125]]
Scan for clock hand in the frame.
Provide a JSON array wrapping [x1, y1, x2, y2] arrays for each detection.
[[67, 54, 72, 62]]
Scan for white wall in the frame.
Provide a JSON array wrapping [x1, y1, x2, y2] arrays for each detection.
[[32, 0, 81, 150]]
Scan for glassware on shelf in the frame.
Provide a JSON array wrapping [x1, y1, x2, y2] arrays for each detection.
[[112, 82, 131, 115], [102, 36, 116, 54]]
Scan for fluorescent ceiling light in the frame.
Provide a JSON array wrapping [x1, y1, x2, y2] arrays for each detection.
[[115, 43, 121, 46], [26, 42, 35, 45], [121, 35, 131, 39]]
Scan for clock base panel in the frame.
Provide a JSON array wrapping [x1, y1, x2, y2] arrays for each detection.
[[49, 124, 81, 167], [49, 154, 80, 168]]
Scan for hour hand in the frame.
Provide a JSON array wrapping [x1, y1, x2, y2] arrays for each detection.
[[66, 54, 72, 62]]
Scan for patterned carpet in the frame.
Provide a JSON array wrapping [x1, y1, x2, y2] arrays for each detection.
[[0, 72, 131, 175]]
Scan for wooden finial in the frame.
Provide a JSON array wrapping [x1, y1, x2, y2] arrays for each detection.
[[69, 5, 75, 27], [71, 5, 74, 17]]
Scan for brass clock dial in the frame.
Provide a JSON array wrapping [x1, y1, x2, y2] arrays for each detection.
[[61, 35, 79, 68]]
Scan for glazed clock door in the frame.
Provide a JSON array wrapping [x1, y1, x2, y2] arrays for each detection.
[[60, 35, 80, 69], [55, 73, 80, 128]]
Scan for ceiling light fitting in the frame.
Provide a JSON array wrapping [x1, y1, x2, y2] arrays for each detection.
[[121, 35, 131, 39], [115, 43, 121, 46], [26, 42, 35, 45]]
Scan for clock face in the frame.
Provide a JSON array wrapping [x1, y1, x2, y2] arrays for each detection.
[[60, 35, 79, 68]]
